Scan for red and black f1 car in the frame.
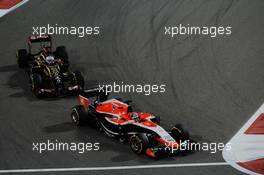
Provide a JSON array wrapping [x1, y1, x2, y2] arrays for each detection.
[[71, 88, 189, 158], [16, 35, 84, 97]]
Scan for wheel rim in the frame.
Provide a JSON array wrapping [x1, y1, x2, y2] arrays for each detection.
[[130, 136, 142, 153]]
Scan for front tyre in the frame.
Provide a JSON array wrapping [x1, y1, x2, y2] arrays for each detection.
[[129, 134, 149, 154], [71, 105, 86, 126]]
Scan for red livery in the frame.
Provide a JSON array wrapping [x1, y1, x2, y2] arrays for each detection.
[[71, 88, 189, 158]]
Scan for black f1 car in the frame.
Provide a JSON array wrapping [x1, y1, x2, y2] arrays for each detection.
[[16, 35, 84, 97], [70, 88, 190, 158]]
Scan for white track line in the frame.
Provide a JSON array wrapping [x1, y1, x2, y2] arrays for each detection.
[[222, 103, 264, 175], [0, 162, 229, 174]]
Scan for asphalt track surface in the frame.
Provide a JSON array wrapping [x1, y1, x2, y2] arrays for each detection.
[[0, 0, 263, 174]]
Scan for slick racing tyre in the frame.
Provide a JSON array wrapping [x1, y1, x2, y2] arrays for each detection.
[[17, 49, 28, 68], [170, 124, 189, 142], [73, 70, 84, 89], [71, 105, 86, 126], [30, 73, 43, 97], [55, 46, 69, 63], [129, 134, 149, 154]]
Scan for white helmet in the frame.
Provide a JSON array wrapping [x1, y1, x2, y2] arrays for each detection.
[[46, 56, 55, 64], [131, 112, 140, 122]]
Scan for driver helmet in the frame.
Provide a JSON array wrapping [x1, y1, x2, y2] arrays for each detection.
[[45, 55, 55, 64], [131, 112, 140, 122]]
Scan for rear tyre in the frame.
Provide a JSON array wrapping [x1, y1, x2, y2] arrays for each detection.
[[55, 46, 69, 63], [30, 73, 43, 97], [17, 49, 28, 68], [129, 134, 149, 154], [71, 105, 86, 126], [170, 124, 189, 142], [73, 70, 84, 89]]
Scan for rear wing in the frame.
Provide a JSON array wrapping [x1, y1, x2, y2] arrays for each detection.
[[78, 87, 109, 110], [80, 87, 109, 102], [28, 35, 52, 43]]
